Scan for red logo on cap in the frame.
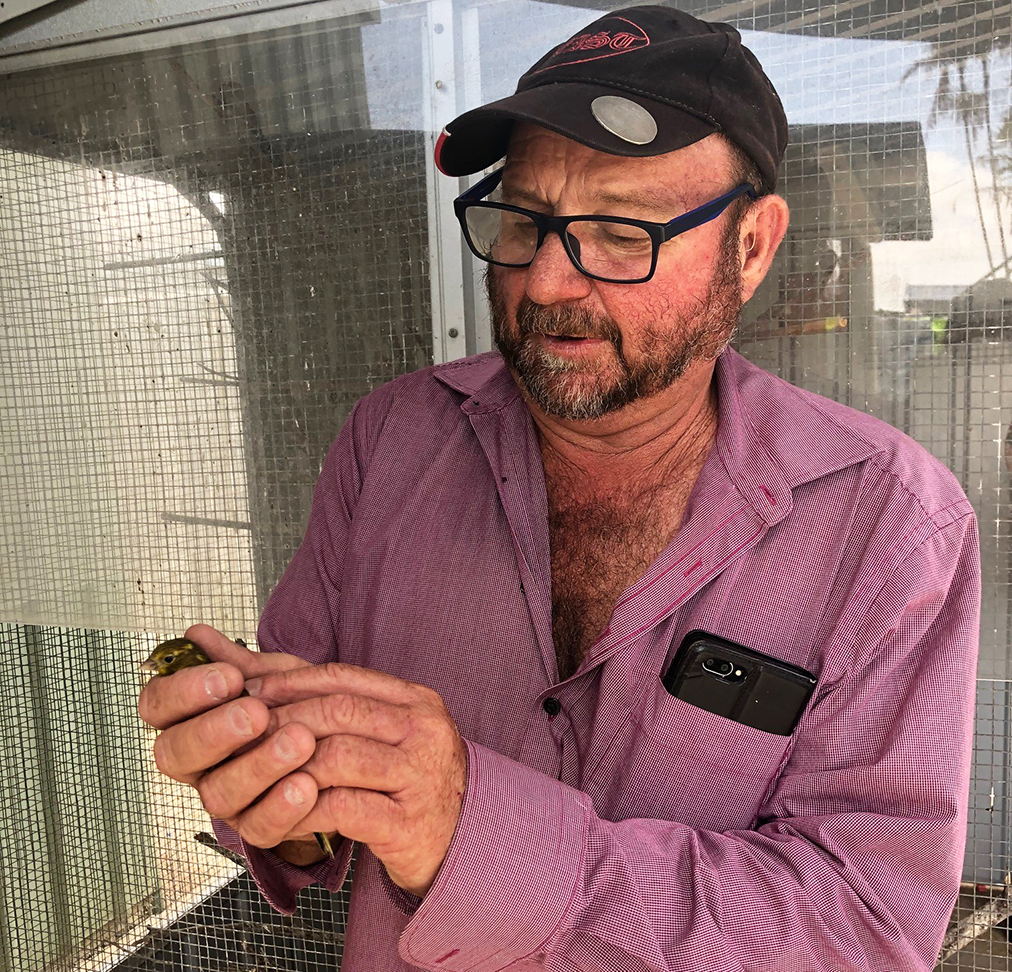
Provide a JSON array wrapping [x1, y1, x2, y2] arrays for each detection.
[[533, 17, 649, 74], [558, 30, 642, 54]]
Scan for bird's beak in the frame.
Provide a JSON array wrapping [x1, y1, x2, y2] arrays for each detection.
[[139, 658, 158, 674]]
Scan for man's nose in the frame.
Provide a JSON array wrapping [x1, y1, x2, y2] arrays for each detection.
[[524, 230, 593, 306]]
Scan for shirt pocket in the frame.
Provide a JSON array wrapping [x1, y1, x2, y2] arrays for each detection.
[[595, 676, 793, 832]]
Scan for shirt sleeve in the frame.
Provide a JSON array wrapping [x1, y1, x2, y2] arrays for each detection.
[[217, 394, 382, 911], [398, 513, 981, 972], [256, 395, 372, 664], [210, 818, 355, 915]]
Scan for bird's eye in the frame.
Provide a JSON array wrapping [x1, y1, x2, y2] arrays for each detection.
[[163, 654, 176, 665]]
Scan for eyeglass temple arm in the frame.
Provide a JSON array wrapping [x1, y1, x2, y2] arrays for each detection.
[[457, 169, 504, 202], [660, 184, 757, 242]]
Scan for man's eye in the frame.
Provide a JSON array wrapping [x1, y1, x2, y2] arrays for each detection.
[[502, 215, 538, 237], [605, 232, 642, 244], [593, 222, 651, 249]]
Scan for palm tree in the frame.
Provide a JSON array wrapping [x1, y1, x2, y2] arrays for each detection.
[[904, 44, 1011, 279]]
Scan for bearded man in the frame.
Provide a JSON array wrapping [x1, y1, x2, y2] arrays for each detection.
[[140, 7, 980, 971]]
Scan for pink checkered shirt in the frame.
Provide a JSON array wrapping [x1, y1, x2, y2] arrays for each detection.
[[216, 348, 979, 972]]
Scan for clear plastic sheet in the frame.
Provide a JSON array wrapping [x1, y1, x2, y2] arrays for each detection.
[[0, 1, 1009, 968]]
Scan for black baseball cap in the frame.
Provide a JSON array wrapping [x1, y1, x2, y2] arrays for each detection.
[[435, 5, 788, 190]]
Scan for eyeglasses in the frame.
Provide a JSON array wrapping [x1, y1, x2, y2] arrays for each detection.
[[453, 169, 756, 284]]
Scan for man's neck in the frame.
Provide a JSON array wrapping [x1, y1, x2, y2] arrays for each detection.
[[527, 357, 720, 491]]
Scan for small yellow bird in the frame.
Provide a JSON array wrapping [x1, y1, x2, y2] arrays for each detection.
[[141, 637, 335, 859], [140, 636, 217, 677]]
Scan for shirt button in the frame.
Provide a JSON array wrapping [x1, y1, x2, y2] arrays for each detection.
[[542, 697, 561, 716]]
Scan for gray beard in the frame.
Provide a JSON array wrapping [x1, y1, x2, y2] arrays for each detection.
[[487, 233, 744, 421]]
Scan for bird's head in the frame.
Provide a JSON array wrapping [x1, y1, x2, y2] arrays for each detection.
[[140, 637, 212, 676]]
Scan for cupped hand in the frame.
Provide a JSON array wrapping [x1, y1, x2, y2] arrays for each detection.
[[248, 663, 467, 897], [138, 624, 325, 853]]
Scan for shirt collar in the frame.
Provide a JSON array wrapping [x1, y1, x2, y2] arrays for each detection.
[[433, 348, 881, 522], [714, 348, 881, 524], [433, 351, 522, 413]]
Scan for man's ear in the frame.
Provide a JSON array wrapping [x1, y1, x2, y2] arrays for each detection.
[[738, 194, 790, 303]]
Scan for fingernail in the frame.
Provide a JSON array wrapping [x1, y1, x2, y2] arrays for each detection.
[[274, 729, 298, 762], [205, 667, 228, 701], [228, 703, 254, 736], [244, 677, 262, 697], [284, 781, 305, 806]]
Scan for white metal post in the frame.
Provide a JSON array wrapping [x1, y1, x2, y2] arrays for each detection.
[[422, 0, 469, 364], [459, 2, 494, 355]]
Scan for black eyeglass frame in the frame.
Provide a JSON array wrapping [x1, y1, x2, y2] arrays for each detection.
[[453, 169, 757, 284]]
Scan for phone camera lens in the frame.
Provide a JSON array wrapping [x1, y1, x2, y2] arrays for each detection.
[[702, 656, 735, 679]]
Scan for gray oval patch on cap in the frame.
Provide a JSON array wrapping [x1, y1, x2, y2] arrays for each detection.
[[590, 95, 657, 145]]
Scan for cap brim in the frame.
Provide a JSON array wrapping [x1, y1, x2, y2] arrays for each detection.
[[435, 82, 718, 176]]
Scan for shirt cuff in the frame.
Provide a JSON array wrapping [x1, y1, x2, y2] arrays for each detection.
[[398, 740, 590, 971], [211, 819, 353, 915]]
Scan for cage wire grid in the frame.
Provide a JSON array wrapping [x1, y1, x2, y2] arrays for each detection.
[[0, 0, 1010, 969]]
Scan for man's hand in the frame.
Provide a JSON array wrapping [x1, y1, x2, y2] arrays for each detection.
[[137, 624, 325, 858], [247, 663, 467, 898]]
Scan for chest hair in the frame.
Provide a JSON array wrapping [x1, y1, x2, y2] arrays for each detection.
[[547, 479, 692, 681]]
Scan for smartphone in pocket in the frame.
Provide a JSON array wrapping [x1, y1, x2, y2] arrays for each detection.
[[661, 630, 817, 735]]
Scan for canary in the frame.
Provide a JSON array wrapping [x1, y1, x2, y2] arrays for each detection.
[[141, 637, 335, 859], [140, 636, 216, 676]]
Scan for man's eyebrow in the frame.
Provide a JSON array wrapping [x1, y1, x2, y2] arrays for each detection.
[[595, 186, 685, 214]]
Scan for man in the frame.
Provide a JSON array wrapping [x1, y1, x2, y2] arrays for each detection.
[[139, 7, 980, 971]]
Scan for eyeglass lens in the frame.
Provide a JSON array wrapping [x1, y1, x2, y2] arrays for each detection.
[[463, 207, 653, 281]]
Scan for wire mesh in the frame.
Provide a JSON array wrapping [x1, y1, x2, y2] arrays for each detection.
[[0, 4, 427, 970], [0, 0, 1009, 970], [938, 679, 1012, 970]]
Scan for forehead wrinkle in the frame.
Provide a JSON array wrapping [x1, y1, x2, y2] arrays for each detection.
[[499, 178, 551, 209], [501, 175, 692, 220], [503, 125, 733, 217], [573, 155, 723, 215]]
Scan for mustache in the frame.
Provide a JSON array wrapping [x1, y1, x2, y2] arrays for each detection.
[[515, 297, 621, 344]]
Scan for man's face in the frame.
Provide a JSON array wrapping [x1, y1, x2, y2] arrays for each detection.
[[488, 124, 745, 422]]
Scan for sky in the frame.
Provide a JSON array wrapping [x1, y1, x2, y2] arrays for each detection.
[[745, 27, 1011, 310]]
